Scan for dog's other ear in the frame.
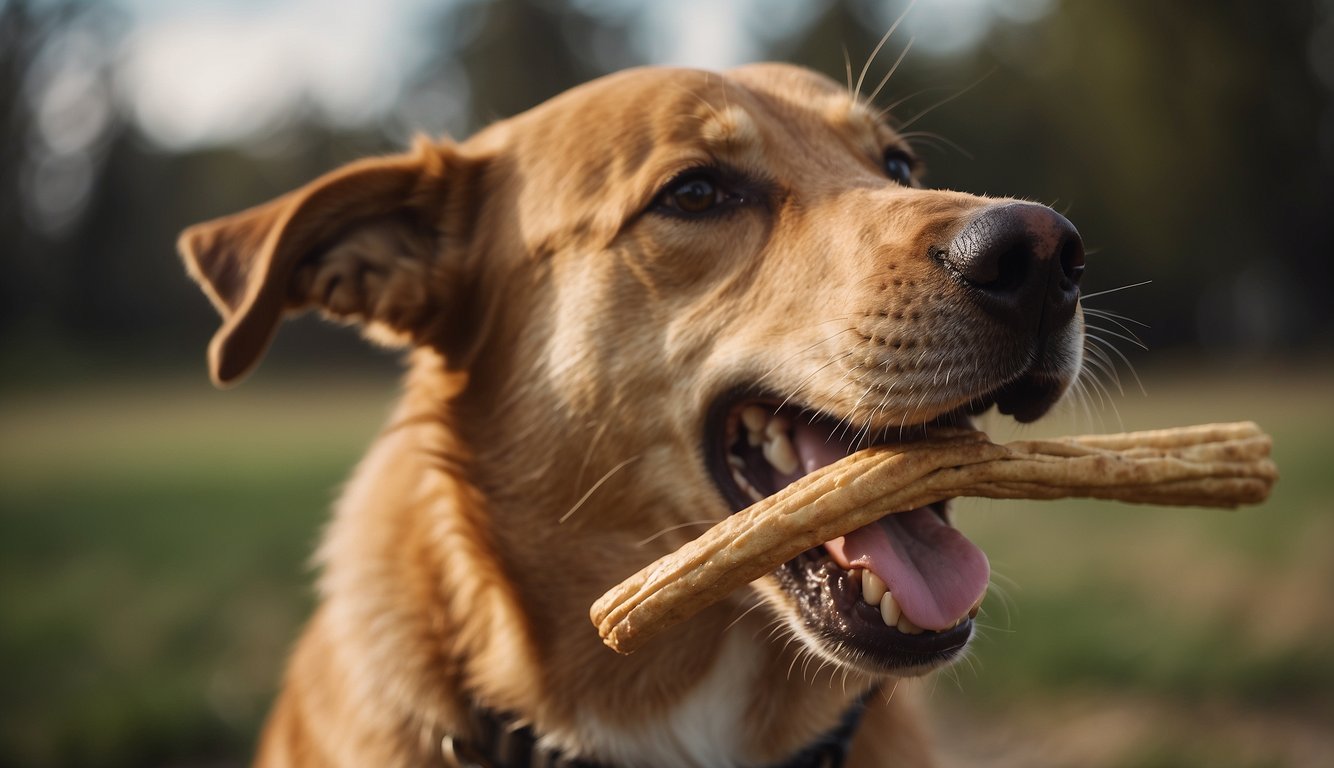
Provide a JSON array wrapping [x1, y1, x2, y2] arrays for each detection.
[[179, 137, 465, 386]]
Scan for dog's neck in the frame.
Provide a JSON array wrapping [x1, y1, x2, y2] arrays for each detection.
[[311, 352, 878, 766], [456, 654, 878, 768]]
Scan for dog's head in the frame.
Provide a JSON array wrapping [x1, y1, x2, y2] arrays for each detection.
[[182, 62, 1083, 755]]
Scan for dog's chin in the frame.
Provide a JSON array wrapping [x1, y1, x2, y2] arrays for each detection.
[[702, 366, 1072, 678]]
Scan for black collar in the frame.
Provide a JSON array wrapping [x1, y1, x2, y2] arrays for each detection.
[[441, 690, 875, 768]]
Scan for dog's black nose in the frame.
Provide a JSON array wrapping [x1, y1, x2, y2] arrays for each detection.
[[937, 202, 1085, 335]]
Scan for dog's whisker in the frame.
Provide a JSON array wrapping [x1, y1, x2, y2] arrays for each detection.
[[636, 519, 724, 548], [898, 134, 949, 157], [1084, 328, 1147, 395], [558, 455, 640, 524], [854, 0, 919, 99], [721, 596, 768, 637], [877, 85, 957, 121], [843, 45, 854, 97], [575, 418, 614, 490], [985, 573, 1020, 632], [786, 647, 804, 682], [1080, 346, 1123, 396], [837, 383, 878, 443], [1083, 323, 1149, 352], [1082, 306, 1150, 328], [865, 36, 916, 106], [942, 662, 965, 693], [881, 677, 902, 707], [896, 130, 974, 160], [927, 666, 942, 700], [895, 69, 994, 131], [1079, 362, 1124, 429], [775, 351, 858, 413], [1082, 337, 1122, 386], [1066, 376, 1099, 432], [1083, 320, 1147, 365], [755, 327, 859, 389], [1080, 279, 1152, 300]]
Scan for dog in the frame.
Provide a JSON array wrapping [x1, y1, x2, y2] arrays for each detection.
[[179, 63, 1084, 767]]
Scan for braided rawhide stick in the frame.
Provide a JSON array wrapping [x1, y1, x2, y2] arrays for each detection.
[[591, 422, 1277, 654]]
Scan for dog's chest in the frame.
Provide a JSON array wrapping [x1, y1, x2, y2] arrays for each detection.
[[541, 633, 763, 767]]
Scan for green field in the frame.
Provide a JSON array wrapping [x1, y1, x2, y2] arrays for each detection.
[[2, 365, 1331, 767]]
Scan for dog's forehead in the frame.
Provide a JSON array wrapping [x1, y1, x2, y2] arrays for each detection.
[[464, 65, 899, 247], [490, 65, 889, 176]]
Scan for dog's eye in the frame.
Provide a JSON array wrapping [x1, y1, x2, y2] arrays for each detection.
[[883, 149, 914, 185], [656, 173, 727, 216]]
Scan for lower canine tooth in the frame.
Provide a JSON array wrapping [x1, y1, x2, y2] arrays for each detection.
[[861, 570, 886, 605], [879, 592, 901, 626], [896, 615, 923, 635]]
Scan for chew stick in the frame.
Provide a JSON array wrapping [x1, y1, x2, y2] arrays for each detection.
[[591, 422, 1277, 654]]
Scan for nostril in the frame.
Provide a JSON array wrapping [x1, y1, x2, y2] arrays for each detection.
[[992, 243, 1030, 293], [1059, 236, 1085, 286], [936, 202, 1085, 332]]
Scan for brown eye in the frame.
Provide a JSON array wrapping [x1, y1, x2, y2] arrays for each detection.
[[665, 175, 719, 214], [884, 149, 914, 185]]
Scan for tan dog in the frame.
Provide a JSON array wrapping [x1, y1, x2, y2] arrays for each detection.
[[180, 64, 1084, 767]]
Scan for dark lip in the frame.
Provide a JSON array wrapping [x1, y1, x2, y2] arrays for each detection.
[[777, 554, 974, 668]]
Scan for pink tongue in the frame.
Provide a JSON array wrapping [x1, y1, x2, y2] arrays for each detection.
[[792, 421, 990, 631], [823, 511, 989, 630]]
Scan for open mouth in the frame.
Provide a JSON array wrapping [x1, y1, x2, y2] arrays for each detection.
[[705, 394, 992, 674]]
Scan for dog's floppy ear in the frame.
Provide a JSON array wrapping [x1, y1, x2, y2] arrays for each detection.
[[179, 138, 464, 386]]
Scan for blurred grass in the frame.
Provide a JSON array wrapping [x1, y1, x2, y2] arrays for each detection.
[[939, 361, 1334, 767], [0, 374, 398, 767], [2, 363, 1332, 766]]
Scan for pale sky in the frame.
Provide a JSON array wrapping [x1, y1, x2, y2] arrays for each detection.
[[110, 0, 1051, 150]]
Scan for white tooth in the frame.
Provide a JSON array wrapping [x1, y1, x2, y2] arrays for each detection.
[[742, 407, 766, 446], [968, 592, 985, 619], [726, 454, 745, 469], [730, 469, 764, 503], [764, 415, 791, 440], [896, 615, 924, 635], [741, 406, 768, 434], [862, 570, 886, 605], [879, 592, 901, 626], [762, 430, 800, 475]]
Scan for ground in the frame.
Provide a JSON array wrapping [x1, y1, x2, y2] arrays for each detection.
[[2, 362, 1331, 767]]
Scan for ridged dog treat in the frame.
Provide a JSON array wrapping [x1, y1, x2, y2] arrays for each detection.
[[591, 422, 1277, 654]]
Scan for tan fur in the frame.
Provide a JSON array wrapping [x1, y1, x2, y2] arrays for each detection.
[[179, 64, 1075, 767]]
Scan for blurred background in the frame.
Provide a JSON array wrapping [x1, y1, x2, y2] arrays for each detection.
[[1, 0, 1331, 765]]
